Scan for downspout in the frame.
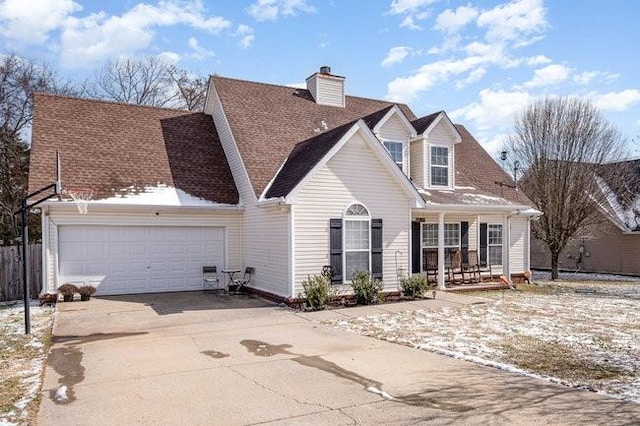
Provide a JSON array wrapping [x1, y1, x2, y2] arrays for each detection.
[[438, 212, 446, 290]]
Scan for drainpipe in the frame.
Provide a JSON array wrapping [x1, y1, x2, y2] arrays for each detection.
[[438, 212, 446, 290]]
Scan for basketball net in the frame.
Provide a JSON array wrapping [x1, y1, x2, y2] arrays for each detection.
[[67, 189, 93, 214]]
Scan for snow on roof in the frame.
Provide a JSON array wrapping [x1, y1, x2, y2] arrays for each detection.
[[89, 184, 221, 207]]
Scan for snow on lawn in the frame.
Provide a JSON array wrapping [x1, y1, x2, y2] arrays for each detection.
[[0, 302, 54, 426], [327, 283, 640, 403]]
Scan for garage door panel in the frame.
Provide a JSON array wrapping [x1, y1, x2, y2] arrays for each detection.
[[59, 225, 225, 295]]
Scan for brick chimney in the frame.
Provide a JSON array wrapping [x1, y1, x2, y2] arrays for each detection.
[[305, 66, 345, 108]]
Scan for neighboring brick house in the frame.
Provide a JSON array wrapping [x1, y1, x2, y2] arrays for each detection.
[[29, 67, 539, 300]]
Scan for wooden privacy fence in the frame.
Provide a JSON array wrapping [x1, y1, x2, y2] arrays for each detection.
[[0, 244, 42, 302]]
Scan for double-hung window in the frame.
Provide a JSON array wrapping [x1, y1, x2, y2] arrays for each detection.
[[431, 146, 449, 187], [344, 204, 370, 281], [421, 222, 460, 268], [383, 141, 403, 169], [487, 224, 503, 265]]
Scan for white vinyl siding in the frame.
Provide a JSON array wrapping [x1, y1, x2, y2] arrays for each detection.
[[417, 118, 457, 190], [306, 74, 345, 107], [208, 79, 291, 297], [242, 204, 291, 297], [294, 132, 412, 295], [509, 217, 528, 274], [42, 206, 243, 294], [410, 140, 424, 188], [377, 114, 412, 174]]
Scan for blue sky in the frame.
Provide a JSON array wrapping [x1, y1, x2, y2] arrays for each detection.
[[1, 0, 639, 156]]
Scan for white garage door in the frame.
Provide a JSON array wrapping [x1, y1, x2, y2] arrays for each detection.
[[59, 225, 225, 295]]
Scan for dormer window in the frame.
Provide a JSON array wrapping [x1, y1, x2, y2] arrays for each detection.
[[430, 146, 449, 187], [383, 141, 403, 169]]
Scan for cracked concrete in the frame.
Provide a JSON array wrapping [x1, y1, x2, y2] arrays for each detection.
[[37, 292, 640, 425]]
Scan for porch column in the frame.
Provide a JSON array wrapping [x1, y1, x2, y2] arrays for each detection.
[[438, 212, 446, 290], [504, 215, 511, 282]]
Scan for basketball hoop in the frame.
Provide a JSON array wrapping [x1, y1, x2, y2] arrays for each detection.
[[66, 188, 93, 214]]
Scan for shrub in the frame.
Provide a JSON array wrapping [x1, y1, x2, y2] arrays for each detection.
[[400, 275, 428, 299], [78, 285, 96, 296], [350, 270, 385, 305], [300, 275, 336, 310], [57, 283, 78, 296]]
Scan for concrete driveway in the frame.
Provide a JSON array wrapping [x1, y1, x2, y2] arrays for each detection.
[[38, 292, 640, 425]]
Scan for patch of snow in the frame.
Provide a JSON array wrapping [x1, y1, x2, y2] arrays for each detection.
[[454, 185, 476, 190], [53, 386, 68, 403], [459, 193, 510, 205], [327, 285, 640, 404], [91, 184, 219, 207], [366, 386, 394, 400], [418, 189, 432, 196]]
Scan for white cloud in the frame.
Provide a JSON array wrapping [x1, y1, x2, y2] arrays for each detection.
[[400, 14, 422, 30], [59, 1, 231, 67], [434, 5, 478, 34], [188, 37, 215, 59], [234, 24, 254, 48], [247, 0, 314, 21], [382, 46, 412, 67], [450, 88, 533, 131], [389, 0, 437, 15], [595, 90, 640, 112], [573, 70, 619, 85], [0, 0, 81, 43], [386, 55, 488, 102], [477, 0, 548, 44], [158, 50, 180, 65], [524, 64, 571, 88], [526, 55, 551, 66], [455, 67, 486, 90]]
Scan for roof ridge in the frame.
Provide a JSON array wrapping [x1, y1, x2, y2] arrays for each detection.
[[210, 74, 410, 107], [33, 92, 200, 114]]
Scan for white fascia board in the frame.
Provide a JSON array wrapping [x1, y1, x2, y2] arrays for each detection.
[[259, 156, 288, 202], [256, 197, 286, 208], [422, 112, 462, 144], [416, 203, 537, 214], [42, 200, 244, 214], [372, 105, 417, 137], [286, 121, 425, 208]]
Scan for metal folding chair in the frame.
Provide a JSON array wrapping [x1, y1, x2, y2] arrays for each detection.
[[203, 266, 223, 292], [233, 267, 254, 291]]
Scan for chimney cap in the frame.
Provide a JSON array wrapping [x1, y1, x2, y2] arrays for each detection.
[[319, 65, 331, 74]]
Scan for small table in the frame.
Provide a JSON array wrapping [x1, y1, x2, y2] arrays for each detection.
[[221, 269, 241, 293]]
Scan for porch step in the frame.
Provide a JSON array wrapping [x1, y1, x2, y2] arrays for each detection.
[[443, 282, 511, 292]]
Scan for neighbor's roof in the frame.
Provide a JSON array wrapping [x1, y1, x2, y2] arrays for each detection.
[[211, 76, 415, 199], [29, 93, 238, 204]]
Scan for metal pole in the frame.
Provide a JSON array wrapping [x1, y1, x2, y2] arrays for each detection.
[[21, 199, 30, 335]]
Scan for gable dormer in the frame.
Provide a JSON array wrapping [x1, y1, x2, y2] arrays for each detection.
[[370, 105, 416, 175], [306, 66, 345, 108], [410, 111, 461, 190]]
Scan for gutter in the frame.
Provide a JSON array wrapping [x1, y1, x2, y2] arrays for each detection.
[[417, 203, 541, 215], [42, 200, 245, 213]]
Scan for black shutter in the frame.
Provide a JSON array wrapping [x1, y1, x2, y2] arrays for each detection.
[[461, 221, 469, 264], [411, 221, 421, 273], [480, 223, 488, 265], [371, 219, 383, 280], [329, 219, 343, 283]]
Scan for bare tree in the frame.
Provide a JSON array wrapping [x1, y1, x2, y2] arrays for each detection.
[[0, 53, 75, 245], [508, 97, 629, 279], [94, 56, 177, 107], [167, 66, 207, 111]]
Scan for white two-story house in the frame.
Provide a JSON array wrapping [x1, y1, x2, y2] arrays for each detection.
[[29, 67, 538, 300]]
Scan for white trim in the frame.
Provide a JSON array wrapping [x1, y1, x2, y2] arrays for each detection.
[[209, 79, 254, 205], [42, 201, 243, 214], [285, 120, 425, 207], [289, 204, 295, 298], [372, 105, 417, 137], [418, 204, 537, 214], [429, 144, 451, 189], [342, 202, 372, 283], [420, 112, 462, 144]]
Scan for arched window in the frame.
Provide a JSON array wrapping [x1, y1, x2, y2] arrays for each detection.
[[343, 203, 370, 281]]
